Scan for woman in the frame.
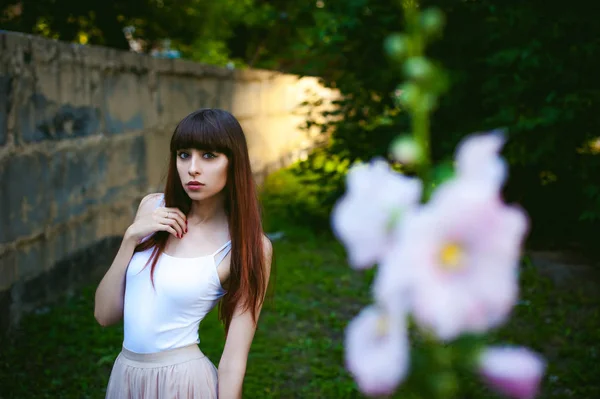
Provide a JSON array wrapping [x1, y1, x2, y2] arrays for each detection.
[[94, 108, 272, 399]]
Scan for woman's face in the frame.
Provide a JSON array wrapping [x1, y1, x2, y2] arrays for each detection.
[[176, 148, 229, 201]]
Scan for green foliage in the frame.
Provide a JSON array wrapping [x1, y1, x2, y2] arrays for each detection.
[[0, 0, 260, 66], [1, 0, 205, 49], [426, 1, 600, 245], [260, 148, 352, 231]]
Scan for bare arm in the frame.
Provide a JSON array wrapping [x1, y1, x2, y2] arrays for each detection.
[[94, 193, 186, 327], [218, 236, 273, 399]]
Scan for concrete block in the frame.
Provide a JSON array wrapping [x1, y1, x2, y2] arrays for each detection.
[[16, 220, 103, 309], [155, 76, 205, 124], [0, 250, 16, 291], [17, 93, 47, 142], [71, 216, 97, 253], [195, 79, 220, 109], [15, 239, 45, 280], [45, 135, 145, 228], [172, 60, 232, 80], [18, 93, 100, 142], [2, 32, 31, 75], [0, 152, 50, 244], [47, 146, 109, 225], [55, 40, 84, 66], [18, 235, 120, 310], [262, 75, 297, 115], [120, 50, 150, 74], [29, 34, 59, 65], [0, 75, 10, 146], [102, 72, 146, 134], [57, 57, 85, 107], [144, 128, 171, 190], [152, 57, 175, 75], [215, 79, 235, 112], [231, 81, 262, 119], [172, 58, 205, 78], [95, 202, 136, 239], [44, 224, 69, 272], [104, 135, 147, 198], [44, 217, 97, 274]]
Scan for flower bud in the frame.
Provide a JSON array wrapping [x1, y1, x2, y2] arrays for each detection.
[[384, 33, 410, 60], [421, 8, 445, 36], [403, 57, 435, 82], [396, 83, 421, 109], [390, 136, 422, 165]]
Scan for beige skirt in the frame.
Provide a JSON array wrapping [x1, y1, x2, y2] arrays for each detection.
[[105, 344, 218, 399]]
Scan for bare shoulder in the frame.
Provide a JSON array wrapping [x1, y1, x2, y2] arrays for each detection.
[[262, 234, 273, 267], [137, 192, 164, 214]]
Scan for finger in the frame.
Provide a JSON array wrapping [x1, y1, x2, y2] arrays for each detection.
[[161, 217, 184, 238], [156, 208, 185, 234], [164, 208, 187, 232], [164, 212, 186, 234], [157, 223, 178, 238], [164, 207, 187, 221]]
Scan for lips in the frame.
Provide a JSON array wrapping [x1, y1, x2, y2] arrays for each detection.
[[186, 181, 205, 190]]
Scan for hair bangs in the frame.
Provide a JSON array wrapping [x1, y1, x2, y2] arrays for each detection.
[[170, 110, 232, 155]]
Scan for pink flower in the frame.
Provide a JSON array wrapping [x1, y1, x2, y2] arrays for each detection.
[[345, 305, 409, 397], [479, 346, 546, 399], [455, 130, 507, 191], [376, 178, 528, 340], [372, 219, 415, 316], [332, 159, 422, 269]]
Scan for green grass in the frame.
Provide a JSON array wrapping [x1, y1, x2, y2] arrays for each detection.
[[1, 168, 599, 398]]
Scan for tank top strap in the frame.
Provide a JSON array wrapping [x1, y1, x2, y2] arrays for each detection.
[[212, 240, 232, 267], [156, 193, 165, 209]]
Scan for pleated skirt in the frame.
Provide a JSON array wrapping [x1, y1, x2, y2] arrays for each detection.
[[105, 344, 218, 399]]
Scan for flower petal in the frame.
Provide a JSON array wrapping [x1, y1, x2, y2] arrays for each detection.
[[479, 346, 546, 399], [455, 130, 508, 189], [345, 306, 409, 397], [332, 159, 422, 269]]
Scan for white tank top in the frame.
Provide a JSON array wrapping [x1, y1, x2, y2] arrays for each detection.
[[122, 196, 229, 354]]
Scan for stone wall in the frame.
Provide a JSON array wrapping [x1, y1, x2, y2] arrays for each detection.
[[0, 31, 337, 333]]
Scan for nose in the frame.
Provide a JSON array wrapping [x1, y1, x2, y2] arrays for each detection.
[[188, 153, 202, 176]]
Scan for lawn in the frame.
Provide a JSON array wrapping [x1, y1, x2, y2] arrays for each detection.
[[1, 169, 599, 398]]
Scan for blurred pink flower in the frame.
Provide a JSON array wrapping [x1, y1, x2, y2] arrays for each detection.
[[455, 130, 507, 190], [372, 217, 416, 315], [376, 177, 528, 340], [332, 158, 422, 269], [345, 305, 409, 397], [479, 346, 546, 399]]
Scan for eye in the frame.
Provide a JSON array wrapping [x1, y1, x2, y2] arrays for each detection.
[[203, 152, 217, 159], [177, 151, 190, 159]]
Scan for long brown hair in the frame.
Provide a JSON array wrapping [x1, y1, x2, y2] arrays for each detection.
[[135, 108, 269, 332]]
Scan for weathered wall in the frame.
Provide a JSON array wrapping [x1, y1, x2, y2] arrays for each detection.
[[0, 31, 336, 333]]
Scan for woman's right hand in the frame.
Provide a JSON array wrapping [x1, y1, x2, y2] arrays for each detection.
[[125, 201, 187, 243]]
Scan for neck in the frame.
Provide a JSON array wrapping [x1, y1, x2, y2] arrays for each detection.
[[188, 193, 228, 225]]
